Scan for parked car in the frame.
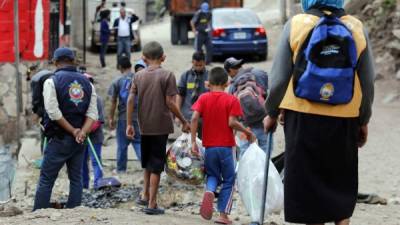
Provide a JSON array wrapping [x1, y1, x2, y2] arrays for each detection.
[[211, 8, 268, 60], [90, 7, 142, 52]]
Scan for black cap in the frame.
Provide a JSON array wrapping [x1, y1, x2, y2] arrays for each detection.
[[224, 57, 244, 72]]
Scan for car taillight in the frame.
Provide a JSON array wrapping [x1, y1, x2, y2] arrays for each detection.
[[255, 27, 266, 37], [212, 28, 226, 37]]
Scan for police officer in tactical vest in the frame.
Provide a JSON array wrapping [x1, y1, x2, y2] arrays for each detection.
[[191, 2, 212, 64], [33, 47, 98, 210]]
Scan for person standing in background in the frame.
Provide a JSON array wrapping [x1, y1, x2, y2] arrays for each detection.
[[191, 2, 212, 64], [99, 10, 111, 68], [113, 7, 139, 66]]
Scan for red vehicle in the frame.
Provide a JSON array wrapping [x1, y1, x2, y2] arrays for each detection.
[[169, 0, 243, 45]]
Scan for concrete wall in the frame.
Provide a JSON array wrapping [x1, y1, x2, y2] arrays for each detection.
[[0, 63, 29, 144]]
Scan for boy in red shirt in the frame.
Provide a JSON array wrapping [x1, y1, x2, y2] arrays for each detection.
[[191, 67, 256, 224]]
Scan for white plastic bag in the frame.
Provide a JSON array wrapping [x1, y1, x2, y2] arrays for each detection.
[[237, 143, 284, 222]]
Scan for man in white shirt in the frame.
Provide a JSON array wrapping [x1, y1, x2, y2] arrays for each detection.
[[33, 47, 98, 210], [113, 7, 139, 66]]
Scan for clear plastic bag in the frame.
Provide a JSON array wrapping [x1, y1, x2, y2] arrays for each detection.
[[237, 143, 284, 222], [166, 133, 205, 185]]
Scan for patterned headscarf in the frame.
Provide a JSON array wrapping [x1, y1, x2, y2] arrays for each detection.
[[301, 0, 344, 11]]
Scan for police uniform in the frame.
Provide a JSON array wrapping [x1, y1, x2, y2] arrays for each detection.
[[192, 9, 212, 64], [33, 48, 98, 210], [265, 5, 375, 224]]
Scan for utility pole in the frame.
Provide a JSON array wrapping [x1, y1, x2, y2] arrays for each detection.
[[83, 0, 86, 64], [280, 0, 287, 24], [14, 0, 22, 154]]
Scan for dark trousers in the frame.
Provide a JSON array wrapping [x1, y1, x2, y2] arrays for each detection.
[[33, 136, 85, 211], [195, 32, 212, 64], [100, 42, 108, 67]]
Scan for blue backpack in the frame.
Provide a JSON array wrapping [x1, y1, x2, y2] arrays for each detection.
[[293, 9, 358, 105], [119, 76, 131, 105]]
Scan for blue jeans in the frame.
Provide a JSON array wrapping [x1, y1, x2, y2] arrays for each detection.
[[82, 143, 103, 189], [117, 36, 131, 65], [238, 125, 269, 158], [116, 120, 141, 172], [204, 147, 235, 214], [33, 136, 85, 210], [100, 42, 108, 67]]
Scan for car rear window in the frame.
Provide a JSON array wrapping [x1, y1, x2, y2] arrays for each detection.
[[213, 9, 260, 28]]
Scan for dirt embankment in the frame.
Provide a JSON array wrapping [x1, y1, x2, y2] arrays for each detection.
[[350, 0, 400, 80]]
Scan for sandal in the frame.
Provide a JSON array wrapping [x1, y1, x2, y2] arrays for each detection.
[[135, 198, 149, 206], [143, 206, 165, 215], [215, 216, 233, 225], [200, 191, 215, 220]]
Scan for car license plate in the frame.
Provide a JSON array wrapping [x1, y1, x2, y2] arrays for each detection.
[[233, 32, 246, 39]]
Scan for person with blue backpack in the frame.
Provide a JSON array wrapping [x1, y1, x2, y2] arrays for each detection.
[[108, 56, 144, 173], [263, 1, 375, 225]]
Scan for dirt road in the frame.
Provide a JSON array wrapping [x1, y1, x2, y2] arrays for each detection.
[[3, 1, 400, 224]]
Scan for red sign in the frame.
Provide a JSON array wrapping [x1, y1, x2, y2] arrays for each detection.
[[0, 0, 50, 62]]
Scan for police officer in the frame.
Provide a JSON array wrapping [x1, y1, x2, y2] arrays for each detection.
[[33, 47, 98, 210], [191, 2, 212, 64]]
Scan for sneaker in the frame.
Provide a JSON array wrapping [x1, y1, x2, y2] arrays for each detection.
[[200, 191, 215, 220]]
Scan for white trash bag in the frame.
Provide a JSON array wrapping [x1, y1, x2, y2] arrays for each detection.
[[237, 143, 284, 222]]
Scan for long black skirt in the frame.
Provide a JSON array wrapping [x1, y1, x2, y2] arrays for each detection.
[[284, 110, 359, 224]]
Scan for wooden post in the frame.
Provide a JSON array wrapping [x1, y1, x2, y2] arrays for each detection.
[[83, 0, 86, 63]]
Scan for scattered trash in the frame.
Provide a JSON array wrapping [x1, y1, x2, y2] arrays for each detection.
[[60, 185, 141, 209]]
